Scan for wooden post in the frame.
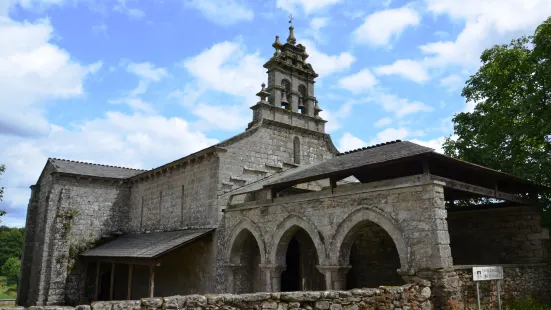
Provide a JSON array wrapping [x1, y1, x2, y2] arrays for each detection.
[[94, 262, 101, 300], [83, 262, 89, 300], [127, 264, 133, 300], [109, 263, 115, 300], [422, 159, 430, 181], [148, 265, 155, 297], [330, 178, 337, 194]]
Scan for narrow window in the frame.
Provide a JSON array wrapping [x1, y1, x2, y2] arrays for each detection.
[[293, 136, 301, 164]]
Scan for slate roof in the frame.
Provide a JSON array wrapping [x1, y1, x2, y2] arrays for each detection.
[[264, 140, 433, 187], [80, 229, 214, 259], [49, 158, 147, 179]]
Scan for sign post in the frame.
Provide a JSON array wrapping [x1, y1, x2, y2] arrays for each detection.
[[472, 266, 504, 310]]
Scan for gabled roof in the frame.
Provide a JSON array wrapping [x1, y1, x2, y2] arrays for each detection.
[[80, 229, 214, 259], [263, 140, 544, 194], [49, 158, 147, 179], [265, 140, 432, 188]]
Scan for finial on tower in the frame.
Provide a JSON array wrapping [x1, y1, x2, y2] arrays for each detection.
[[287, 15, 296, 45], [256, 83, 270, 104]]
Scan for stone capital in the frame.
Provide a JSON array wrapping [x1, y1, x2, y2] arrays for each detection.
[[259, 264, 286, 272], [315, 265, 351, 273]]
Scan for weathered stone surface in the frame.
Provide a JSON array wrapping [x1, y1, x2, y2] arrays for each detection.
[[140, 298, 163, 310], [3, 284, 431, 310]]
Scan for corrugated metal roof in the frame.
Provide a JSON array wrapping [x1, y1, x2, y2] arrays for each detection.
[[49, 158, 147, 179], [80, 229, 214, 259], [265, 140, 433, 187]]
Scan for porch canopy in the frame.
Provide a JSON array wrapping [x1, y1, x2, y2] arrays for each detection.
[[80, 228, 214, 300], [263, 140, 547, 205]]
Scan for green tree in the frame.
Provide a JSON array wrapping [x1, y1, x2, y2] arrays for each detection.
[[443, 17, 551, 226], [1, 257, 20, 285], [0, 227, 24, 268], [0, 164, 5, 224]]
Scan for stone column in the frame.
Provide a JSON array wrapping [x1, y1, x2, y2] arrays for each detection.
[[305, 98, 315, 117], [224, 264, 241, 293], [290, 93, 299, 113], [271, 88, 282, 108], [316, 265, 351, 290], [259, 264, 285, 292]]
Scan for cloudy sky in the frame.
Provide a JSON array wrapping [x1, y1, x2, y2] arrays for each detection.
[[0, 0, 550, 227]]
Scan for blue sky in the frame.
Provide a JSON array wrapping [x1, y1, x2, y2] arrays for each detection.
[[1, 0, 550, 227]]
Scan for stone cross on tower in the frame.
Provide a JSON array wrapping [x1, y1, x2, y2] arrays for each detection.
[[261, 22, 321, 118]]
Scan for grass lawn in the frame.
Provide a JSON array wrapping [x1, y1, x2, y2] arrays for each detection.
[[0, 291, 14, 299], [0, 276, 16, 300]]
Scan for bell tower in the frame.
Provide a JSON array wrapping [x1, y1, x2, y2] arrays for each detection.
[[247, 21, 327, 133]]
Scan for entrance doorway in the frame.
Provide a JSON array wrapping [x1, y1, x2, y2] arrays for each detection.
[[278, 228, 323, 291]]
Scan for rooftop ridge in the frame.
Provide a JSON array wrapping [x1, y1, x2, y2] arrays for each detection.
[[49, 158, 148, 171], [336, 140, 403, 156]]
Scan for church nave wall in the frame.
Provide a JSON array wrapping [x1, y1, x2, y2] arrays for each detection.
[[127, 152, 220, 233]]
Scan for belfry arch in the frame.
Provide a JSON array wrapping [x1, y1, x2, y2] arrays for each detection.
[[227, 221, 266, 293], [331, 208, 409, 289]]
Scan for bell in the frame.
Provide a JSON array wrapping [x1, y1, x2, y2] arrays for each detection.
[[281, 92, 289, 105], [298, 98, 305, 109]]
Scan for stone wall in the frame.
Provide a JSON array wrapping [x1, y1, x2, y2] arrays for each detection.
[[2, 282, 432, 310], [223, 177, 453, 293], [215, 120, 336, 293], [17, 169, 131, 307], [53, 176, 131, 306], [452, 264, 551, 309], [127, 153, 220, 232], [217, 121, 336, 197], [447, 206, 550, 265]]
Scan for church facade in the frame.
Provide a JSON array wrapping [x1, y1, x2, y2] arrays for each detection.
[[17, 26, 551, 309]]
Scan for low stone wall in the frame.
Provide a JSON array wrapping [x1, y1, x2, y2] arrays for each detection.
[[453, 264, 551, 308], [0, 282, 431, 310], [0, 301, 15, 307]]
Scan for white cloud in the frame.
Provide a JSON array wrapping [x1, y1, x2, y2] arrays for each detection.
[[421, 0, 551, 70], [184, 0, 253, 26], [338, 69, 377, 93], [310, 17, 329, 30], [369, 127, 425, 145], [411, 136, 447, 153], [352, 7, 420, 47], [304, 17, 330, 42], [376, 93, 433, 119], [300, 39, 356, 77], [374, 117, 392, 128], [0, 17, 100, 137], [1, 0, 67, 17], [375, 59, 429, 83], [181, 40, 264, 101], [277, 0, 342, 14], [320, 99, 366, 132], [192, 104, 250, 131], [113, 0, 145, 20], [0, 112, 218, 226], [125, 61, 168, 81], [108, 61, 168, 113], [440, 74, 464, 91], [338, 132, 366, 152]]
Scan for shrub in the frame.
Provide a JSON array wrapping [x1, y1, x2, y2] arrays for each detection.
[[504, 297, 551, 310]]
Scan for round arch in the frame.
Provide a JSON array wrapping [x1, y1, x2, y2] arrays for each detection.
[[269, 214, 327, 266], [330, 207, 410, 274], [226, 219, 267, 264]]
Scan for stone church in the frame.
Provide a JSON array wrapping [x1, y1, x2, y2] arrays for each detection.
[[17, 25, 551, 309]]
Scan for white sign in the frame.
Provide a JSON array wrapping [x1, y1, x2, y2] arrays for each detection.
[[472, 266, 504, 281]]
